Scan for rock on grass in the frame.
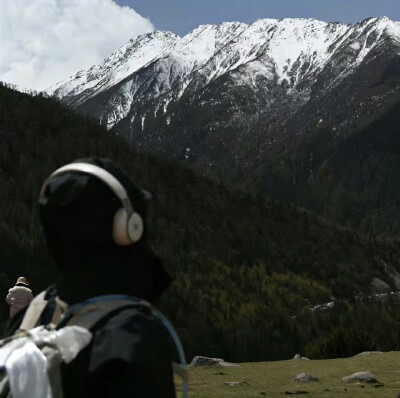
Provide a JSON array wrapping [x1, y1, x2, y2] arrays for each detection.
[[190, 356, 240, 367], [292, 373, 319, 383], [190, 356, 223, 366], [341, 371, 379, 383]]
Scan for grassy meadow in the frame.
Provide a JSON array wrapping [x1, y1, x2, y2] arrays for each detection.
[[176, 351, 400, 397]]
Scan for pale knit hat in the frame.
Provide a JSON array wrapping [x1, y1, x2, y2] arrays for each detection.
[[16, 276, 29, 286]]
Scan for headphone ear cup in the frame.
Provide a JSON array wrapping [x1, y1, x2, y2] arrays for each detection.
[[113, 208, 132, 246], [127, 212, 143, 243]]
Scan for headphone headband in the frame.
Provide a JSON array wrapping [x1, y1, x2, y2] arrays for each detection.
[[40, 162, 134, 215]]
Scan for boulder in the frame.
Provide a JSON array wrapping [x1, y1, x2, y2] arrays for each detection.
[[341, 371, 378, 383], [190, 356, 240, 367], [292, 373, 319, 383], [293, 354, 310, 360], [354, 351, 383, 357], [371, 277, 391, 293], [190, 356, 223, 366]]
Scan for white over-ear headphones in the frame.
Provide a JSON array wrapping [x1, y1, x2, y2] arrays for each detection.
[[40, 162, 144, 246]]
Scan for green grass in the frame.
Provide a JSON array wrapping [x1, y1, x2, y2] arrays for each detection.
[[176, 352, 400, 397]]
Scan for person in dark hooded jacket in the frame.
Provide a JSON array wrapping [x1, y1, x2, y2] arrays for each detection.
[[19, 158, 178, 398]]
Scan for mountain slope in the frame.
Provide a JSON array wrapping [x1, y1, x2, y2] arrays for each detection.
[[3, 83, 400, 359], [46, 17, 400, 236], [48, 16, 400, 140]]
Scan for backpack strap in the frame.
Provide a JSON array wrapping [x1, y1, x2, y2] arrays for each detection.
[[58, 296, 149, 330], [19, 289, 68, 331], [19, 291, 48, 331], [51, 297, 69, 327]]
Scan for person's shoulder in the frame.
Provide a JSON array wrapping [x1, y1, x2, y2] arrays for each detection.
[[10, 285, 30, 290], [98, 305, 167, 339], [14, 286, 32, 293], [89, 305, 174, 371]]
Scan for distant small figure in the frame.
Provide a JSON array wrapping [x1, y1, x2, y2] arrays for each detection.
[[6, 277, 34, 317]]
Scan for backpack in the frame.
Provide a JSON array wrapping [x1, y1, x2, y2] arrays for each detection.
[[0, 291, 188, 398]]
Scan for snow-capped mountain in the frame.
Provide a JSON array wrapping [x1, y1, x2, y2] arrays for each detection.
[[48, 16, 400, 171]]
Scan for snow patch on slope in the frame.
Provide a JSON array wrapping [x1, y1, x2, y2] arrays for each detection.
[[47, 31, 179, 100]]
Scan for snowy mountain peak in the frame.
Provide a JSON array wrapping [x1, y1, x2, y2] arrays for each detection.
[[47, 28, 179, 100], [47, 16, 400, 135]]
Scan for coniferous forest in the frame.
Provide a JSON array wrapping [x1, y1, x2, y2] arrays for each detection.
[[249, 99, 400, 237], [2, 83, 400, 361]]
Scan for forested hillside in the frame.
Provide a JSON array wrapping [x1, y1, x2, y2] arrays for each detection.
[[1, 83, 400, 360], [249, 100, 400, 236]]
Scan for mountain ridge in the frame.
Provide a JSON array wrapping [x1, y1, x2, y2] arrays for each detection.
[[45, 16, 400, 234], [47, 16, 400, 138]]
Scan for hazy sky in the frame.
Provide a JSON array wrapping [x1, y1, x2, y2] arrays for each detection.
[[117, 0, 400, 36], [1, 0, 399, 90]]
